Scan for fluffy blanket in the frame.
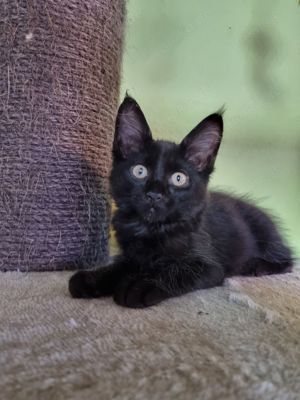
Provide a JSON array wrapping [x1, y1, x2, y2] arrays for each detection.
[[1, 267, 300, 400]]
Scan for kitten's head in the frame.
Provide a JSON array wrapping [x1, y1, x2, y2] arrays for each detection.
[[111, 96, 223, 235]]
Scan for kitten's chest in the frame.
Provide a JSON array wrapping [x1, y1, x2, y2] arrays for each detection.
[[124, 234, 191, 266]]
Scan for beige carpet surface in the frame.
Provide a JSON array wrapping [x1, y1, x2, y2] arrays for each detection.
[[1, 268, 300, 400]]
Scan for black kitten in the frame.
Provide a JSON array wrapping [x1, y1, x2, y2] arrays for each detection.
[[69, 96, 293, 308]]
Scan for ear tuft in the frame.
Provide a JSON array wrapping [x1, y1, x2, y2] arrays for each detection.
[[180, 113, 223, 173], [114, 96, 152, 159]]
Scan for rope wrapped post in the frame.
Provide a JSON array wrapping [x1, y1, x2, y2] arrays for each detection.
[[0, 0, 125, 271]]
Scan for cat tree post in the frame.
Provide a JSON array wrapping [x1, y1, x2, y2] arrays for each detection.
[[0, 0, 125, 271]]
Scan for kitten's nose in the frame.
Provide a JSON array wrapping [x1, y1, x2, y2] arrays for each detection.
[[146, 191, 163, 203]]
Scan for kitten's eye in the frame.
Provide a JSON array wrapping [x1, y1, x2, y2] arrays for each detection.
[[131, 164, 148, 179], [170, 172, 189, 187]]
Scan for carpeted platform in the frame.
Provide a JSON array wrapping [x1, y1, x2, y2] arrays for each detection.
[[1, 267, 300, 400]]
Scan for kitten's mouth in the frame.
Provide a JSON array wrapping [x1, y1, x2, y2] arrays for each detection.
[[144, 206, 165, 224], [145, 207, 156, 223], [143, 209, 187, 235]]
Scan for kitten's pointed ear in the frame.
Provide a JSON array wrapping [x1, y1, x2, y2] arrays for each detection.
[[180, 113, 223, 173], [114, 95, 152, 159]]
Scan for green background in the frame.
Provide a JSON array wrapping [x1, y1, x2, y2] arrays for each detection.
[[120, 0, 300, 257]]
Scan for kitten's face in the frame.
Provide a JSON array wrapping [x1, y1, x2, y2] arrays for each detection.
[[111, 140, 207, 226], [111, 96, 223, 234]]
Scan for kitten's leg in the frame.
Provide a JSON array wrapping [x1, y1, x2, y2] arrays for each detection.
[[254, 223, 294, 275], [242, 257, 293, 277], [244, 239, 293, 276], [69, 261, 126, 299], [254, 258, 293, 276], [238, 202, 294, 276], [113, 262, 224, 308]]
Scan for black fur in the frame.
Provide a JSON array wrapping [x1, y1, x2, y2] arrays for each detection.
[[69, 96, 293, 308]]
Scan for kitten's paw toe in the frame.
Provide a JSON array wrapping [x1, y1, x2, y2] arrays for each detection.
[[122, 279, 150, 308], [113, 278, 168, 308], [69, 271, 95, 298]]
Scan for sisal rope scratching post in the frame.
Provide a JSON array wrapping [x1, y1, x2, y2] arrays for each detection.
[[0, 0, 125, 271]]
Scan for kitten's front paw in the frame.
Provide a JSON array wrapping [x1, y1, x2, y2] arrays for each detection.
[[113, 277, 169, 308], [69, 266, 122, 299], [69, 271, 95, 298]]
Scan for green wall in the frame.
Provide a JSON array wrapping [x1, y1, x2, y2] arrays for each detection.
[[121, 0, 300, 257]]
